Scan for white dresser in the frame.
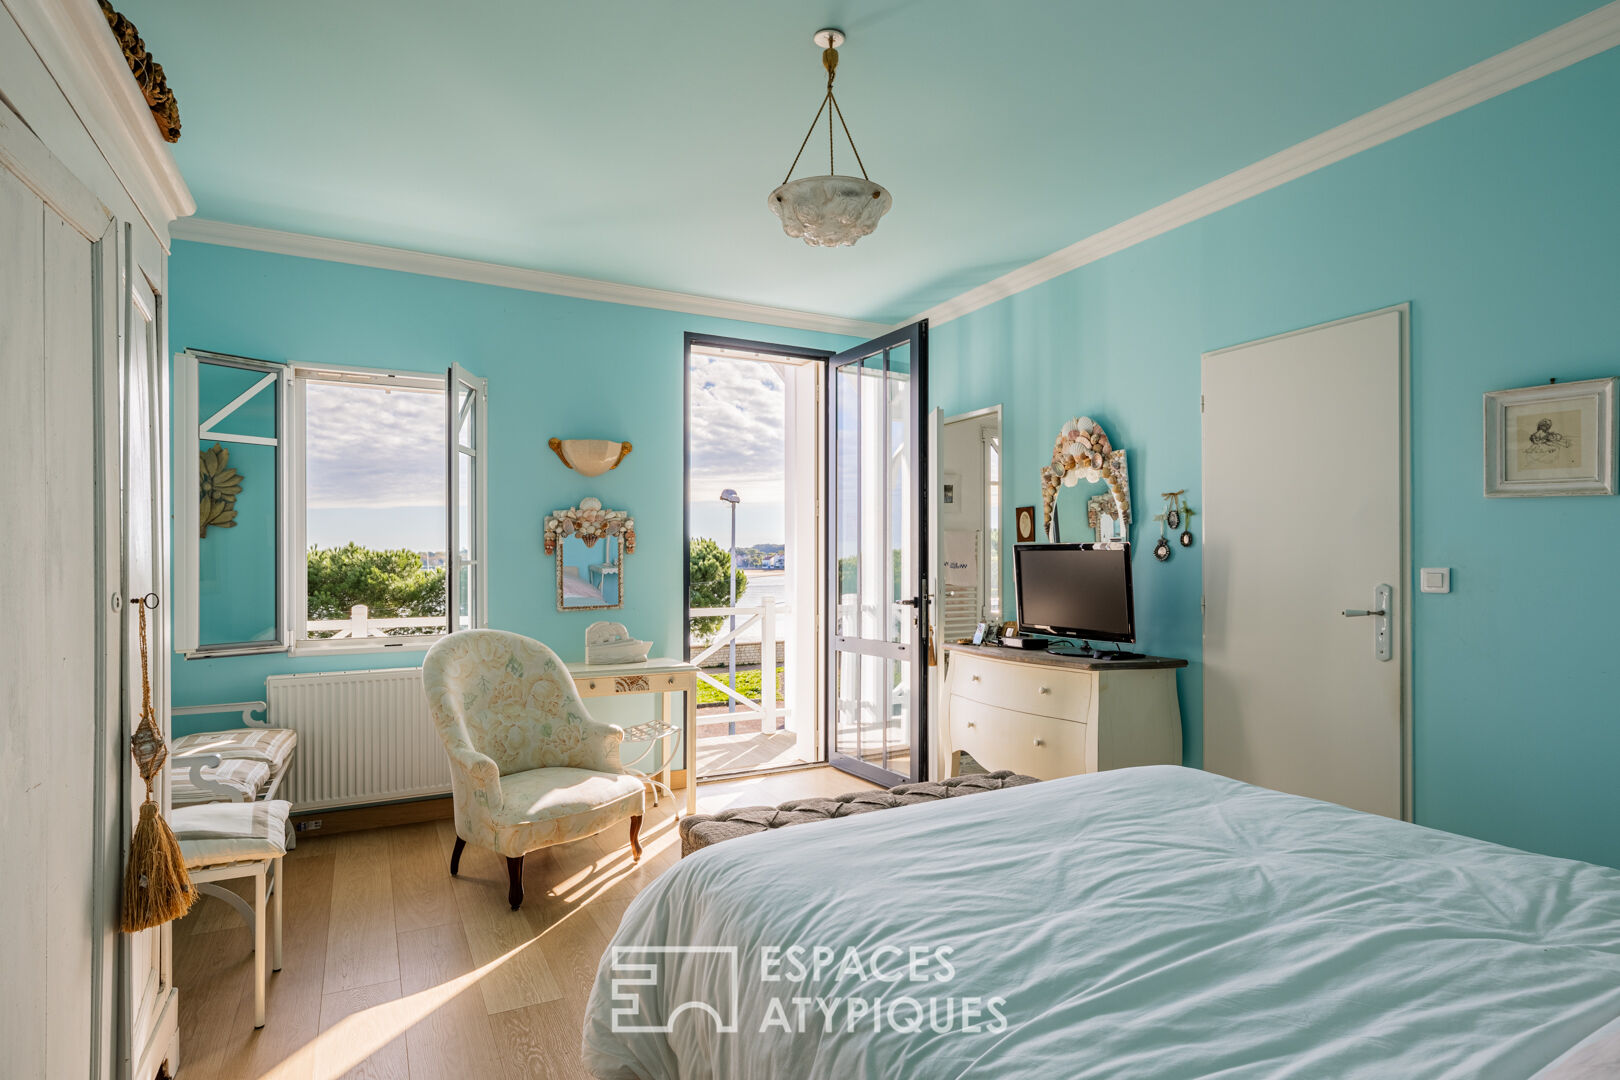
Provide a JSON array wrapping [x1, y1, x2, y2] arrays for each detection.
[[942, 645, 1185, 780]]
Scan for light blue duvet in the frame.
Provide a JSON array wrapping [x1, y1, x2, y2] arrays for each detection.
[[583, 766, 1620, 1079]]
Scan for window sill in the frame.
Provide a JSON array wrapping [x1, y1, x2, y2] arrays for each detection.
[[289, 637, 443, 658]]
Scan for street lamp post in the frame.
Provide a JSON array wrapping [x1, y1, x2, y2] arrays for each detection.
[[720, 490, 741, 730]]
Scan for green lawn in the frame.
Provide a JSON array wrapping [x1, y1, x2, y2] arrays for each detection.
[[697, 667, 785, 706]]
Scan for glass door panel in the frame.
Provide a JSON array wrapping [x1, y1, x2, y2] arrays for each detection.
[[827, 323, 927, 786]]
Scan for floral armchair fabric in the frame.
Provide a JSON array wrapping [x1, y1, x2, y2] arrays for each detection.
[[423, 630, 645, 859]]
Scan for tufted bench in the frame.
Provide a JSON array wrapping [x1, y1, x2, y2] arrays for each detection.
[[679, 770, 1039, 856]]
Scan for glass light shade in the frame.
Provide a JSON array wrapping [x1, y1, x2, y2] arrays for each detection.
[[769, 174, 892, 247]]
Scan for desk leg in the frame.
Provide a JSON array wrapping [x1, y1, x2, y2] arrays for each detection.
[[685, 680, 698, 816], [659, 692, 673, 802]]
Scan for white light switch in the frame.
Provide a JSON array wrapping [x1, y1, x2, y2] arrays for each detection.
[[1420, 567, 1450, 594]]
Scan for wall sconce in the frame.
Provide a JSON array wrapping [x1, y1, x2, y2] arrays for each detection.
[[549, 438, 633, 477]]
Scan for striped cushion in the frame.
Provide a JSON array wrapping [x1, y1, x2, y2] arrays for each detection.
[[170, 757, 271, 806], [172, 799, 291, 868], [173, 727, 297, 771]]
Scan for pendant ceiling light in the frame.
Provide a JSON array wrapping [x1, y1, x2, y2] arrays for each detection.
[[769, 28, 892, 248]]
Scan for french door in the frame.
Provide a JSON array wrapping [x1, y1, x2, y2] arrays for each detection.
[[826, 322, 928, 785]]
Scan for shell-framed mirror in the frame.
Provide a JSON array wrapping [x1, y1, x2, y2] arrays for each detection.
[[543, 497, 636, 611]]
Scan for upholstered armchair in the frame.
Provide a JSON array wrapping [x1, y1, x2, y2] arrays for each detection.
[[423, 629, 646, 909]]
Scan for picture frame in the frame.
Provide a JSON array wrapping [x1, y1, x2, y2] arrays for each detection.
[[1484, 378, 1617, 497], [1015, 505, 1036, 543]]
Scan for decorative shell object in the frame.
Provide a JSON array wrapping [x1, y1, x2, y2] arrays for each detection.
[[1042, 417, 1130, 541], [199, 442, 243, 538], [585, 621, 652, 665]]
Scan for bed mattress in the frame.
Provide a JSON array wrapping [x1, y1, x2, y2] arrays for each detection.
[[583, 766, 1620, 1079]]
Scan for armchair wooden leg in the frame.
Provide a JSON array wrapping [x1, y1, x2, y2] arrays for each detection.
[[450, 836, 466, 877], [629, 815, 643, 862], [507, 855, 524, 910]]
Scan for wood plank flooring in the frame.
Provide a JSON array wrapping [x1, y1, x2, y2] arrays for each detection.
[[172, 767, 876, 1080]]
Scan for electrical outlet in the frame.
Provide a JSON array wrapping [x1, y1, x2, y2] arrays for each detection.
[[296, 819, 322, 832]]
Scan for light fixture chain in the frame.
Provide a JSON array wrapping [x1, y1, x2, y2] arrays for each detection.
[[829, 94, 871, 181], [782, 90, 831, 185]]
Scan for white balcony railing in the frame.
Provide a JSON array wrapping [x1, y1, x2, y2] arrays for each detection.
[[688, 596, 785, 730], [307, 604, 444, 639]]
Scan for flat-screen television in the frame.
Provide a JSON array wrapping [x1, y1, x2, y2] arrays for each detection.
[[1013, 543, 1135, 643]]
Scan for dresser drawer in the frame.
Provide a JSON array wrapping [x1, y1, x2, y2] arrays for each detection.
[[948, 652, 1093, 722], [949, 697, 1091, 780]]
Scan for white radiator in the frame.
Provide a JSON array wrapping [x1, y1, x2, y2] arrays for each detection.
[[266, 667, 450, 811]]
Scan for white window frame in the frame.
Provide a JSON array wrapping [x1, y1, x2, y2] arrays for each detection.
[[174, 353, 489, 658], [173, 350, 291, 658], [288, 361, 486, 656]]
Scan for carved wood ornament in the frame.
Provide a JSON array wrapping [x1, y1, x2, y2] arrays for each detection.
[[98, 2, 181, 143]]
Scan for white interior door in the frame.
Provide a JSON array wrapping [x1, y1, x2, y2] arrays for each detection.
[[1202, 306, 1407, 818], [121, 252, 176, 1077]]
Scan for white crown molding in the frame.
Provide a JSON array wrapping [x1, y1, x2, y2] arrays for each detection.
[[912, 0, 1620, 329], [171, 218, 890, 338], [2, 0, 195, 238]]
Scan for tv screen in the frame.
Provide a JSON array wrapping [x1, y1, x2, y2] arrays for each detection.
[[1014, 543, 1135, 643]]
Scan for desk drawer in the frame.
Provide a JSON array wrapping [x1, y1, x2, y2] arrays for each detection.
[[948, 652, 1093, 722], [949, 697, 1090, 780]]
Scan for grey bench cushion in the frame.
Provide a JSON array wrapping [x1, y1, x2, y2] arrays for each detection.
[[679, 770, 1039, 856]]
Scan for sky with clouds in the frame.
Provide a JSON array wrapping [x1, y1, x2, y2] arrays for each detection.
[[687, 353, 786, 548], [305, 382, 446, 551], [303, 358, 792, 554]]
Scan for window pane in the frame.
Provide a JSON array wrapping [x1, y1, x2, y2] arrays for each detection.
[[197, 361, 279, 646], [885, 345, 911, 645], [835, 363, 861, 637], [304, 380, 447, 639], [456, 448, 475, 629]]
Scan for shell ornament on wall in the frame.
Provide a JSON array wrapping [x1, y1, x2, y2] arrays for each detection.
[[543, 497, 637, 556], [1041, 417, 1131, 541], [198, 443, 242, 538]]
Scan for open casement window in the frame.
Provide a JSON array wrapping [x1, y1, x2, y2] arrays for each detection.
[[174, 355, 489, 656], [173, 350, 291, 657], [447, 363, 489, 633]]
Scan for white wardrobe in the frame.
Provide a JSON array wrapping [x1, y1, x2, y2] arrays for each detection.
[[1, 1, 192, 1077]]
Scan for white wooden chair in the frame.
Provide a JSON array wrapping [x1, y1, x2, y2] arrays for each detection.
[[170, 796, 291, 1028]]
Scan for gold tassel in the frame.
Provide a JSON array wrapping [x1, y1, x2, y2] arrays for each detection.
[[119, 595, 196, 932], [120, 799, 196, 932]]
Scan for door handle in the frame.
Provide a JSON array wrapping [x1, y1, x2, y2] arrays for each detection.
[[897, 596, 921, 608], [1342, 585, 1393, 662]]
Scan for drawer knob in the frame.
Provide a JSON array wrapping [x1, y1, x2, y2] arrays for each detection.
[[1032, 738, 1045, 747], [1039, 686, 1051, 695], [588, 681, 597, 690], [970, 674, 981, 682], [966, 722, 976, 729]]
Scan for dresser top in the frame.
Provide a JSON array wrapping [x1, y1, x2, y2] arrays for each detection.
[[944, 643, 1187, 671]]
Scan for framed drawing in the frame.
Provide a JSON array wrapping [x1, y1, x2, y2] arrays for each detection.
[[1014, 505, 1036, 543], [1484, 378, 1616, 497]]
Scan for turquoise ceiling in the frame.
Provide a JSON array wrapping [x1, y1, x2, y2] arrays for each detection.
[[127, 0, 1607, 325]]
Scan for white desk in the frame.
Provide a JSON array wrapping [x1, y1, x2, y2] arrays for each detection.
[[567, 657, 699, 816]]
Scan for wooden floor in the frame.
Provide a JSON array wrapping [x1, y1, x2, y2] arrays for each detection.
[[694, 729, 808, 776], [173, 767, 877, 1080]]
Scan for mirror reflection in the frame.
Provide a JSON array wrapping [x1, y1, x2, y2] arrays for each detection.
[[560, 534, 622, 608]]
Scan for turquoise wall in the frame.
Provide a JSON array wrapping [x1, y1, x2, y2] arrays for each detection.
[[929, 48, 1620, 867], [168, 241, 856, 765]]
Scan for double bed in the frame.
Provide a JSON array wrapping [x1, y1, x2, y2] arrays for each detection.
[[584, 766, 1620, 1079]]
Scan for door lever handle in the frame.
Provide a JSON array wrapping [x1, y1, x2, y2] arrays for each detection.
[[1344, 585, 1394, 662], [1341, 608, 1386, 617]]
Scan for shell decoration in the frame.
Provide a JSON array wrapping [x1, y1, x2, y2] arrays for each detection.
[[199, 442, 243, 538], [544, 497, 636, 556], [1041, 417, 1130, 539]]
